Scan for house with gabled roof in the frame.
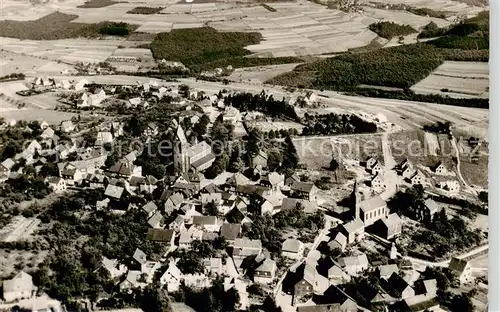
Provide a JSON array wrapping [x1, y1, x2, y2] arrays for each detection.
[[169, 215, 186, 232], [192, 216, 220, 232], [45, 176, 67, 193], [165, 193, 185, 215], [2, 271, 36, 302], [179, 226, 203, 249], [373, 213, 403, 239], [377, 264, 399, 279], [387, 272, 415, 299], [251, 150, 268, 170], [430, 161, 447, 174], [293, 263, 329, 304], [160, 260, 183, 292], [340, 219, 365, 244], [130, 248, 147, 269], [220, 223, 241, 245], [338, 254, 369, 276], [291, 181, 318, 201], [328, 232, 347, 252], [142, 201, 158, 219], [100, 256, 127, 280], [448, 257, 472, 284], [232, 238, 262, 259], [254, 258, 276, 284], [148, 211, 164, 229], [282, 238, 304, 259], [143, 122, 159, 137]]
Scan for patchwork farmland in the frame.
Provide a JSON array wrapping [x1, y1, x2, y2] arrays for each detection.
[[411, 61, 489, 99]]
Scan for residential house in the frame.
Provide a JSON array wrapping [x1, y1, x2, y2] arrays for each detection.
[[328, 232, 347, 252], [437, 180, 460, 194], [377, 264, 399, 279], [60, 165, 83, 185], [160, 260, 183, 292], [203, 258, 223, 276], [409, 170, 427, 186], [1, 158, 15, 173], [95, 132, 113, 146], [293, 263, 329, 303], [340, 219, 365, 244], [165, 193, 185, 215], [388, 273, 415, 299], [192, 216, 220, 232], [448, 257, 472, 284], [261, 194, 282, 215], [148, 211, 164, 229], [431, 162, 447, 174], [290, 181, 318, 201], [100, 257, 127, 280], [282, 238, 304, 259], [411, 198, 441, 222], [371, 162, 384, 176], [220, 223, 241, 245], [104, 184, 129, 201], [254, 258, 277, 284], [232, 238, 262, 259], [260, 172, 285, 193], [128, 97, 142, 107], [2, 271, 35, 302], [108, 160, 142, 178], [366, 157, 378, 170], [147, 229, 175, 251], [130, 248, 148, 269], [179, 226, 203, 249], [143, 122, 159, 137], [297, 300, 357, 312], [167, 215, 184, 232], [74, 79, 88, 91], [142, 202, 158, 219], [374, 213, 403, 239], [60, 120, 76, 133], [251, 150, 268, 169], [45, 176, 67, 193], [402, 163, 415, 180], [370, 173, 385, 192], [338, 254, 369, 276]]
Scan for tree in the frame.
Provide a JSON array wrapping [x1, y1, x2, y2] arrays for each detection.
[[330, 157, 339, 171], [39, 163, 59, 177], [283, 136, 299, 169], [205, 201, 219, 216]]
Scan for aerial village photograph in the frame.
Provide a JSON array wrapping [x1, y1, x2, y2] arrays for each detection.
[[0, 0, 492, 311]]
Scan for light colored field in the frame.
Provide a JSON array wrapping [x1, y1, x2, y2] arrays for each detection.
[[411, 61, 489, 99], [424, 132, 440, 156], [0, 1, 471, 57], [0, 216, 41, 243], [0, 108, 77, 124], [292, 133, 383, 169], [227, 63, 301, 84], [358, 0, 487, 16]]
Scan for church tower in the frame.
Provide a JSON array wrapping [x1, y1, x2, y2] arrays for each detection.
[[352, 181, 362, 220], [173, 124, 191, 173]]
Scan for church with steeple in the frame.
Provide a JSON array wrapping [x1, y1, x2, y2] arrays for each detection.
[[173, 124, 215, 173]]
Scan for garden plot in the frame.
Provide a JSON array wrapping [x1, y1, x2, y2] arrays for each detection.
[[424, 132, 440, 156], [411, 61, 489, 99], [247, 121, 304, 133]]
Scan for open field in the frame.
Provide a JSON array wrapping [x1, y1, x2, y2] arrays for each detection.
[[0, 51, 77, 77], [0, 37, 146, 65], [0, 108, 77, 124], [358, 0, 487, 16], [227, 63, 302, 84], [411, 61, 489, 99], [292, 133, 383, 169], [0, 1, 479, 57]]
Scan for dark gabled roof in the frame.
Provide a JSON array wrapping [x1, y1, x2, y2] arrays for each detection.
[[201, 183, 218, 194], [449, 257, 469, 273], [220, 223, 241, 240], [235, 184, 266, 197], [291, 181, 315, 193], [108, 161, 136, 176], [225, 207, 245, 224], [388, 272, 411, 293], [147, 228, 174, 242], [430, 161, 444, 172], [142, 202, 158, 214], [193, 216, 218, 226]]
